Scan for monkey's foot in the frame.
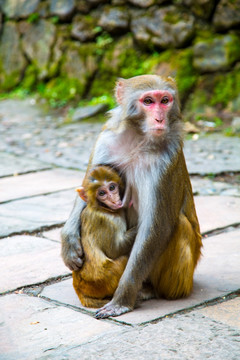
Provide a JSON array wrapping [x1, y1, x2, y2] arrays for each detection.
[[95, 301, 131, 319]]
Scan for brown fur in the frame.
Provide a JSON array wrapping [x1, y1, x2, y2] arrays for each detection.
[[61, 75, 202, 318], [72, 166, 135, 308]]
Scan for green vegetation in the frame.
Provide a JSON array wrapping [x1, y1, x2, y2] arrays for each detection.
[[210, 68, 240, 107], [50, 16, 59, 24], [90, 34, 148, 97], [37, 78, 85, 108], [27, 13, 40, 23]]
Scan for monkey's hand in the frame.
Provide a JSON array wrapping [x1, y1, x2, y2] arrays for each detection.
[[61, 234, 84, 271], [95, 300, 132, 319], [61, 221, 84, 271]]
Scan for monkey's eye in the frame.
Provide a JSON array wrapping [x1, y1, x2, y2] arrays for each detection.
[[98, 190, 106, 197], [161, 97, 169, 104], [143, 97, 153, 106], [109, 184, 116, 191]]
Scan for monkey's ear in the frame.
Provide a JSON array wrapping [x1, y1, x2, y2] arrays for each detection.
[[76, 187, 88, 202], [115, 79, 125, 104]]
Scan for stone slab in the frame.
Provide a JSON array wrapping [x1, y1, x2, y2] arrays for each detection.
[[195, 196, 240, 234], [0, 294, 118, 360], [0, 152, 51, 177], [72, 104, 108, 122], [0, 189, 76, 237], [198, 297, 240, 329], [191, 177, 240, 197], [30, 311, 240, 360], [0, 235, 70, 293], [0, 168, 84, 203], [184, 134, 240, 175], [42, 227, 62, 242], [41, 229, 240, 325]]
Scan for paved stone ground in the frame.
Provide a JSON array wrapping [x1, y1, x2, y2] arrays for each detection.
[[0, 99, 240, 360]]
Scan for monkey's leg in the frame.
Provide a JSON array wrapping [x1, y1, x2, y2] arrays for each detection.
[[73, 255, 128, 309], [150, 213, 202, 299]]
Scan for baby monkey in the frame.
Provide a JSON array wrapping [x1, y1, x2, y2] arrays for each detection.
[[72, 165, 136, 308]]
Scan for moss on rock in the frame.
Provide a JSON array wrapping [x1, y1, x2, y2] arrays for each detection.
[[184, 64, 240, 117], [0, 22, 27, 91], [142, 48, 198, 101], [90, 34, 147, 97]]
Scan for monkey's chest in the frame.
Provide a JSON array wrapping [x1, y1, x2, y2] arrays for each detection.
[[104, 214, 127, 259]]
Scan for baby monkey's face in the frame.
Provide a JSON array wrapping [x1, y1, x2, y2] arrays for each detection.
[[96, 181, 122, 210]]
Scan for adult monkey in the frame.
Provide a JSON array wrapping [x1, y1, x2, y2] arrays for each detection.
[[61, 75, 202, 318]]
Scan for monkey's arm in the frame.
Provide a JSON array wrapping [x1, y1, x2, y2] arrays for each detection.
[[61, 130, 115, 270], [117, 227, 137, 256], [61, 196, 86, 271]]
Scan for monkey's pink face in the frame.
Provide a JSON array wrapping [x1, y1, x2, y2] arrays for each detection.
[[139, 90, 173, 135], [96, 182, 123, 210]]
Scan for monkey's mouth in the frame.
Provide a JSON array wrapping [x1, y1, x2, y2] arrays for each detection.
[[111, 203, 123, 210], [149, 128, 165, 135], [99, 201, 123, 211]]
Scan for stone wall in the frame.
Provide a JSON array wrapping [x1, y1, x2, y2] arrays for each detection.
[[0, 0, 240, 120]]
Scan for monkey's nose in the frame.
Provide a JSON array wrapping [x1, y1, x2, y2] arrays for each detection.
[[155, 118, 163, 123]]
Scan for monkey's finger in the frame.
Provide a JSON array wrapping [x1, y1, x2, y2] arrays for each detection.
[[95, 303, 131, 319], [64, 251, 84, 271], [75, 243, 84, 258], [69, 258, 83, 271]]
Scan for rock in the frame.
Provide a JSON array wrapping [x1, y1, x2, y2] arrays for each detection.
[[182, 0, 215, 19], [99, 6, 129, 34], [143, 48, 197, 101], [112, 0, 126, 4], [49, 0, 75, 21], [0, 22, 27, 91], [71, 14, 98, 42], [75, 1, 93, 14], [62, 42, 97, 79], [0, 0, 40, 19], [184, 121, 200, 134], [88, 0, 108, 4], [45, 42, 99, 100], [213, 0, 240, 30], [131, 6, 195, 49], [128, 0, 165, 7], [193, 34, 240, 73], [72, 104, 108, 122], [21, 19, 56, 80], [90, 34, 146, 97], [231, 116, 240, 130]]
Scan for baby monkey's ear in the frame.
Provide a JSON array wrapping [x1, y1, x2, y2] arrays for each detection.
[[76, 187, 88, 202]]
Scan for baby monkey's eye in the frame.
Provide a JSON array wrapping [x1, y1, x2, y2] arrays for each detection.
[[161, 97, 169, 104], [98, 190, 106, 197], [143, 97, 153, 105], [109, 184, 116, 191]]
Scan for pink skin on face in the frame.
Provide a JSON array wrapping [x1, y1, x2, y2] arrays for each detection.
[[139, 90, 173, 134], [97, 183, 123, 210]]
